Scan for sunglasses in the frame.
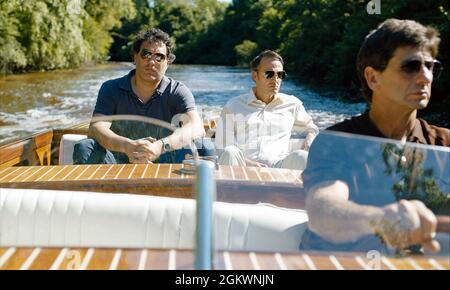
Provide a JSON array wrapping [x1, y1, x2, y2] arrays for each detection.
[[263, 70, 286, 80], [140, 49, 166, 63], [400, 59, 443, 79]]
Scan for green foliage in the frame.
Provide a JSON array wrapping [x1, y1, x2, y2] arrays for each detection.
[[234, 40, 258, 65], [0, 1, 27, 73], [0, 0, 135, 74], [83, 0, 136, 62], [382, 144, 448, 212], [109, 0, 227, 63]]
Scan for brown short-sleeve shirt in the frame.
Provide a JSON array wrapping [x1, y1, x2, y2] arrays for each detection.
[[327, 113, 449, 146]]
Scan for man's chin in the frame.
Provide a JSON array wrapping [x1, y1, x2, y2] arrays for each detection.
[[270, 89, 279, 95], [413, 99, 430, 110], [144, 75, 161, 83]]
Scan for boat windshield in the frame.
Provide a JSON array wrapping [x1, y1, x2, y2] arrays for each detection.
[[1, 114, 448, 269]]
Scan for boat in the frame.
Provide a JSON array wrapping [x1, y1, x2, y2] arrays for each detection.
[[0, 115, 449, 270]]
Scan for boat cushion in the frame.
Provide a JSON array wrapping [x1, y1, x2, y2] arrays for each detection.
[[0, 188, 308, 252], [288, 138, 304, 151], [59, 134, 87, 165]]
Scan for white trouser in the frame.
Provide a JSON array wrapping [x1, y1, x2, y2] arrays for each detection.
[[218, 145, 308, 170]]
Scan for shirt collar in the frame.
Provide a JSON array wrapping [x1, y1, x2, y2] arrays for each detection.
[[119, 69, 170, 95], [407, 119, 427, 144], [247, 88, 281, 105], [118, 70, 134, 92], [156, 76, 170, 94], [361, 113, 427, 144]]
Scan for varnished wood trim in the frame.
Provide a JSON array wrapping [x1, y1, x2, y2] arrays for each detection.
[[20, 248, 42, 270], [0, 130, 53, 167], [49, 248, 69, 270], [249, 252, 261, 270], [428, 259, 446, 270], [302, 254, 317, 270], [0, 248, 16, 269], [1, 248, 450, 270], [329, 255, 344, 270], [381, 257, 397, 270], [274, 253, 287, 270], [355, 256, 371, 270]]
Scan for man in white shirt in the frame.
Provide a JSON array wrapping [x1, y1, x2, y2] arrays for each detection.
[[215, 50, 318, 170]]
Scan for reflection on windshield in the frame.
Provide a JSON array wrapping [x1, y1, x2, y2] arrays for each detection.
[[381, 143, 448, 213], [301, 130, 449, 256], [304, 131, 449, 211]]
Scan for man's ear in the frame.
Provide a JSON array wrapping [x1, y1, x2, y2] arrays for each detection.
[[364, 66, 380, 91], [251, 70, 257, 82]]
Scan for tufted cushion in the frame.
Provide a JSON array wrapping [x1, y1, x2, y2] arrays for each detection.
[[0, 188, 308, 252]]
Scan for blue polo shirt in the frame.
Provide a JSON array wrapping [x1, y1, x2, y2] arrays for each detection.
[[93, 69, 196, 140]]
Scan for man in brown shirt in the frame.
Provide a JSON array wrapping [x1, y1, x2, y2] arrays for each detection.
[[301, 19, 449, 253]]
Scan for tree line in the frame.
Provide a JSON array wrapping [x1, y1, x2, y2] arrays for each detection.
[[1, 0, 449, 125], [0, 0, 136, 73]]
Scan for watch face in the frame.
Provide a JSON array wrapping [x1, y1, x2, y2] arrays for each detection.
[[164, 141, 171, 152]]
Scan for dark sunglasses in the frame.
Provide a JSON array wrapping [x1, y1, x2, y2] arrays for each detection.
[[400, 59, 443, 79], [140, 49, 166, 63], [264, 70, 286, 80]]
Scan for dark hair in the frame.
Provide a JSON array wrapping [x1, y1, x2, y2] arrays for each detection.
[[357, 18, 440, 103], [250, 50, 284, 71], [132, 28, 176, 64]]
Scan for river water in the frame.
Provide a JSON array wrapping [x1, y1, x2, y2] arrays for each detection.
[[0, 62, 366, 143]]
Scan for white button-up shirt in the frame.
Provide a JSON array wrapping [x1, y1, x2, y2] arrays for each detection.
[[215, 90, 319, 165]]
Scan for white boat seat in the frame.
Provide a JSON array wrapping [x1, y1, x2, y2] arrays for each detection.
[[59, 134, 87, 165], [288, 138, 305, 152], [0, 188, 308, 252]]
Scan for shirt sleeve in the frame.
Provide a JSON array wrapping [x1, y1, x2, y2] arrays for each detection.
[[302, 132, 351, 193], [293, 102, 319, 135], [170, 83, 196, 115], [93, 81, 116, 116]]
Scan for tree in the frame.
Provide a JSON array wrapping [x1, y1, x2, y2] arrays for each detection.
[[0, 0, 136, 73]]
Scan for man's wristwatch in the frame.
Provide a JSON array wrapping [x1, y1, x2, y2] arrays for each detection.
[[160, 138, 171, 154]]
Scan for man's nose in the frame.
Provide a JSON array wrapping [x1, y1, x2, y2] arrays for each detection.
[[271, 75, 281, 82], [416, 64, 433, 85]]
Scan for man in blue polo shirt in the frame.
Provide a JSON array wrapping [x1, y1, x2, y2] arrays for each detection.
[[73, 28, 208, 164]]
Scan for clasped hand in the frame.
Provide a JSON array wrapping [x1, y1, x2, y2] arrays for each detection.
[[126, 137, 162, 164]]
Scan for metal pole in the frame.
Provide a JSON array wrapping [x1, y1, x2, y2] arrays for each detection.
[[195, 160, 216, 270]]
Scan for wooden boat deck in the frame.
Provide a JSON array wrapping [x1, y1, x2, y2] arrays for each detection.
[[0, 247, 448, 270], [0, 164, 305, 208]]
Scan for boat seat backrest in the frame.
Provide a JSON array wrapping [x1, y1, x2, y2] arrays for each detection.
[[59, 134, 87, 165], [0, 189, 308, 252]]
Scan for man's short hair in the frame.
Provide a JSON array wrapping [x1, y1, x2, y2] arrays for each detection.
[[132, 28, 176, 64], [250, 50, 284, 71], [357, 18, 440, 103]]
